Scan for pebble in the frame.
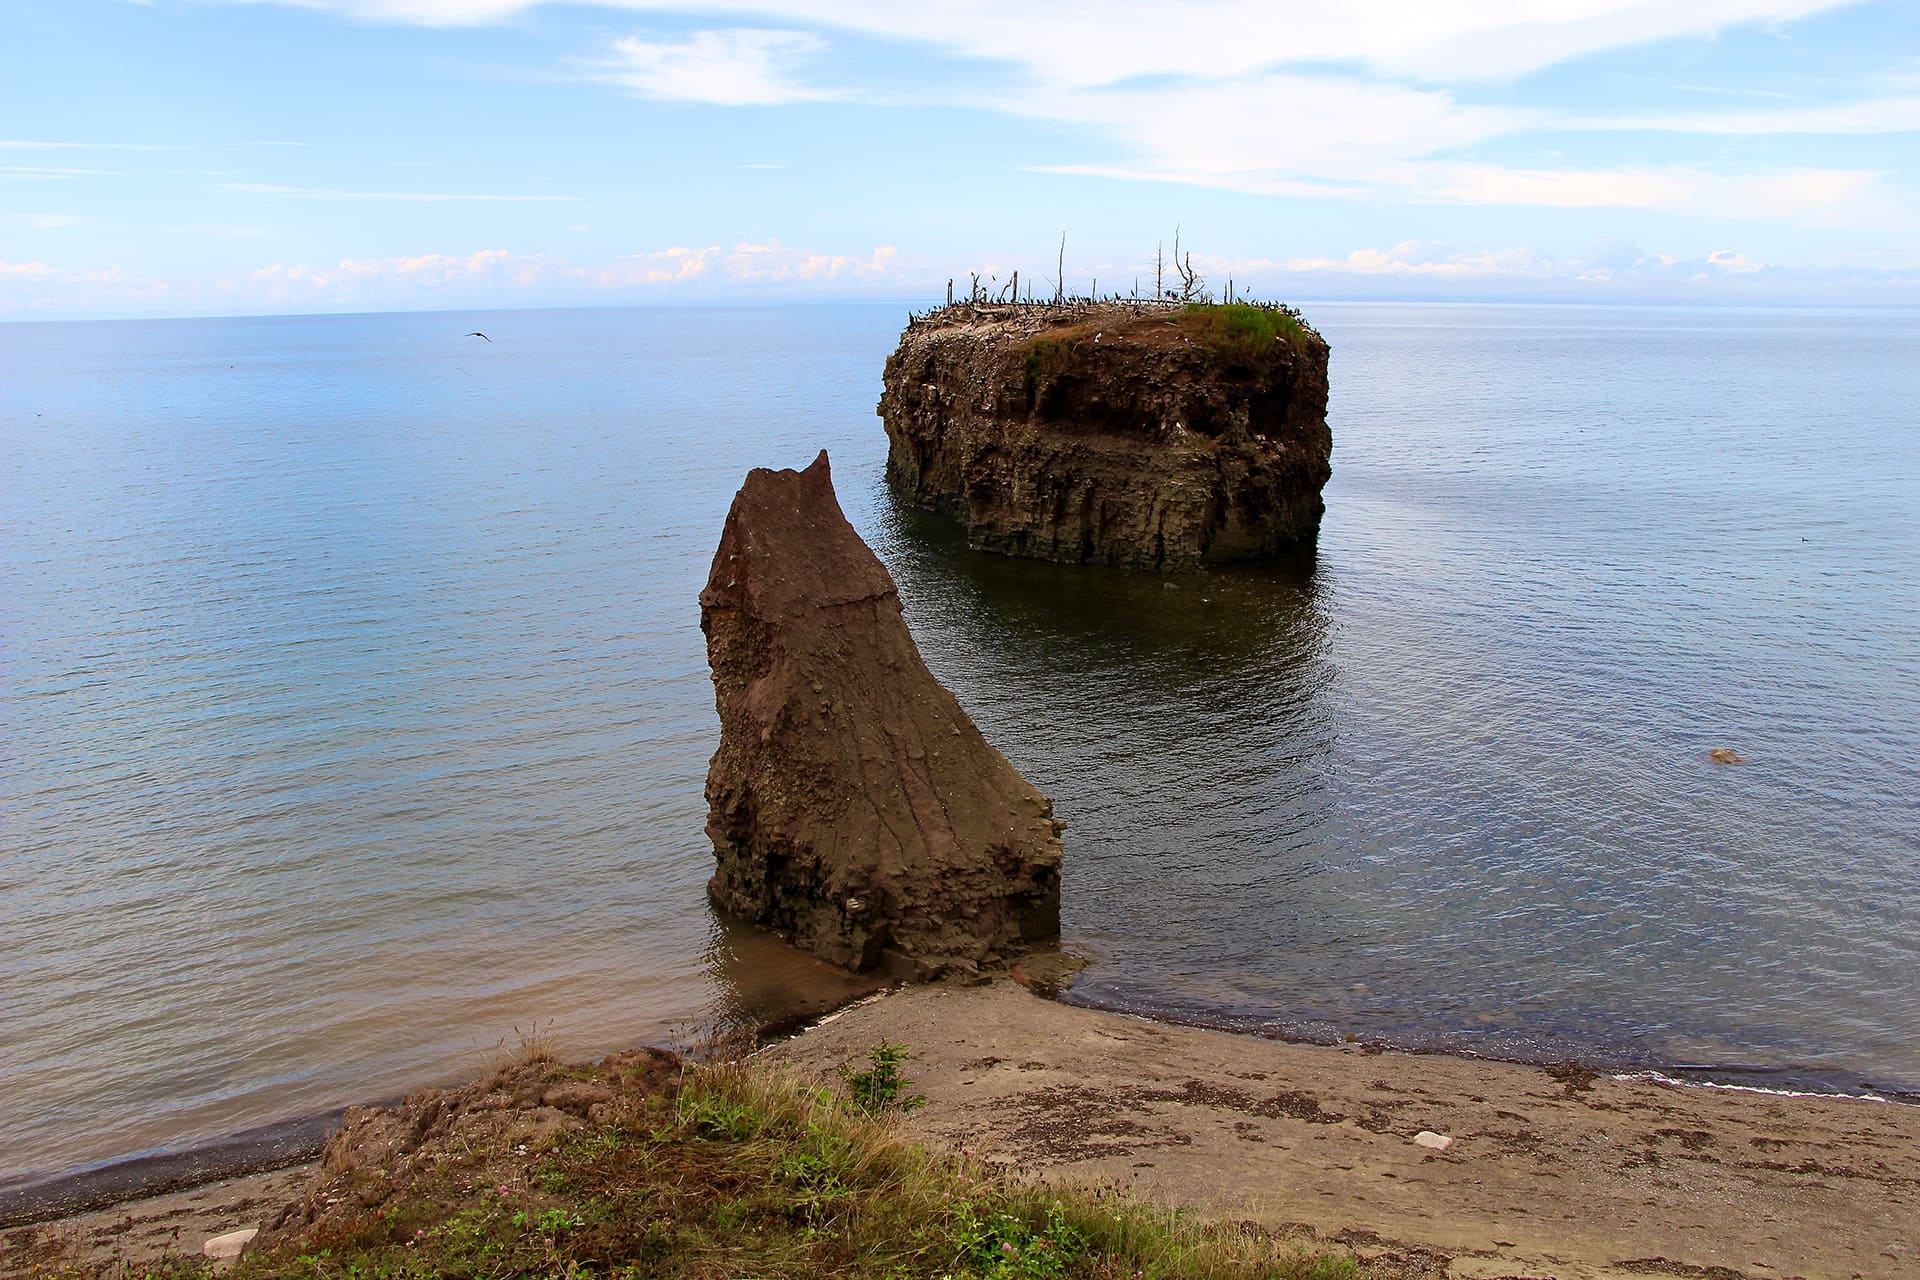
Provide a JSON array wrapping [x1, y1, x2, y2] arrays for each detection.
[[202, 1227, 259, 1260], [1413, 1131, 1455, 1151]]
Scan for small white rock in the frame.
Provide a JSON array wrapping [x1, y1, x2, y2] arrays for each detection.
[[1413, 1130, 1454, 1151], [203, 1228, 259, 1260]]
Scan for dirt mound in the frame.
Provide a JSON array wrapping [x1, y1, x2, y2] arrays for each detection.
[[255, 1047, 681, 1252], [700, 451, 1062, 978]]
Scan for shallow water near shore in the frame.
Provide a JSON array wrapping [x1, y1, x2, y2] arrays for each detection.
[[3, 301, 1917, 1188]]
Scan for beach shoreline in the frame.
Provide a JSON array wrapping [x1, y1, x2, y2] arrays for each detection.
[[773, 981, 1920, 1280], [7, 978, 1917, 1279]]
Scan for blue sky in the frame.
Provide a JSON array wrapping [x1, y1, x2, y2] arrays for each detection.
[[3, 0, 1917, 317]]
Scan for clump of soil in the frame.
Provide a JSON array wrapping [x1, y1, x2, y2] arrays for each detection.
[[254, 1045, 683, 1255]]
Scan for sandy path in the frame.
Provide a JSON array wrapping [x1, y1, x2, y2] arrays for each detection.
[[773, 981, 1920, 1280]]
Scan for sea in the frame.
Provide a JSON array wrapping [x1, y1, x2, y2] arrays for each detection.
[[3, 301, 1917, 1195]]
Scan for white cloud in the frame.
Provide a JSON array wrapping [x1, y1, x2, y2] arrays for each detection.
[[219, 182, 579, 201], [11, 238, 1919, 314], [591, 241, 898, 285], [1212, 239, 1920, 302], [1022, 74, 1526, 188], [0, 261, 172, 312], [1, 165, 121, 178], [7, 214, 89, 229], [1424, 164, 1884, 218], [242, 240, 902, 305], [1575, 92, 1920, 135], [161, 224, 274, 237], [1707, 248, 1765, 272], [595, 29, 831, 105], [1272, 242, 1565, 280], [198, 0, 1902, 223], [219, 0, 1853, 86], [0, 140, 173, 151]]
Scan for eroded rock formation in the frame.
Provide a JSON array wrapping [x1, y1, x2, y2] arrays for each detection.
[[700, 451, 1062, 978], [879, 301, 1332, 570]]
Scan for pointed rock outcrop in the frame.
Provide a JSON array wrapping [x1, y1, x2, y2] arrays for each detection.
[[700, 451, 1062, 977]]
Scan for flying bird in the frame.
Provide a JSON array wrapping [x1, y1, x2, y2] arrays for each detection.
[[466, 331, 491, 342]]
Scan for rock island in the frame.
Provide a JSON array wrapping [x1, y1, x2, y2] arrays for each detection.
[[879, 300, 1332, 570]]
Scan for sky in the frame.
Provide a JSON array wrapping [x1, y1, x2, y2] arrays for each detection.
[[2, 0, 1917, 318]]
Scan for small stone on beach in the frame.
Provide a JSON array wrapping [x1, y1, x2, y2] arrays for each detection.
[[202, 1227, 258, 1259], [1413, 1131, 1454, 1151]]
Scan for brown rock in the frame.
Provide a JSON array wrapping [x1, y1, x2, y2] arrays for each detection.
[[879, 301, 1332, 570], [699, 451, 1062, 976]]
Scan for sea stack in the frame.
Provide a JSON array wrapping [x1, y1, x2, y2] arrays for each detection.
[[879, 300, 1332, 570], [699, 451, 1063, 978]]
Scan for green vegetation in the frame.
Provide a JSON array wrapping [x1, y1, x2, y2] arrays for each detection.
[[1179, 303, 1315, 360], [31, 1049, 1365, 1280], [841, 1040, 926, 1115]]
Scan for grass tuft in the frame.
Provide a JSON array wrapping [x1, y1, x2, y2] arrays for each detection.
[[1179, 302, 1316, 360]]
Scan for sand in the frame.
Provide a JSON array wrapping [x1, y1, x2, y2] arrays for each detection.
[[0, 1166, 314, 1276], [772, 982, 1920, 1280], [7, 980, 1917, 1280]]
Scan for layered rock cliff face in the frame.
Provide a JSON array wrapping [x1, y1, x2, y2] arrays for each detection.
[[700, 451, 1062, 978], [879, 301, 1332, 570]]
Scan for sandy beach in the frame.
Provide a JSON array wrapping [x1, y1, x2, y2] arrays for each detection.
[[773, 982, 1920, 1280], [7, 980, 1917, 1280]]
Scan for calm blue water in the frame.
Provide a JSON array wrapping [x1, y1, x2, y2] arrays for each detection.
[[3, 302, 1917, 1185]]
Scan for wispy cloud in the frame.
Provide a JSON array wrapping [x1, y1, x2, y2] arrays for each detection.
[[1, 165, 122, 178], [592, 28, 831, 105], [244, 240, 900, 303], [162, 224, 273, 237], [2, 239, 901, 314], [218, 182, 579, 201], [602, 240, 898, 284], [0, 140, 174, 151], [0, 261, 172, 311], [7, 213, 90, 229], [1574, 92, 1920, 135], [1423, 164, 1887, 219], [214, 1, 1856, 85], [1212, 239, 1920, 301], [10, 237, 1919, 315], [1021, 72, 1525, 191], [180, 1, 1903, 223]]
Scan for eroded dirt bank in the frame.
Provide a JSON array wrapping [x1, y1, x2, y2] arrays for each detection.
[[774, 981, 1920, 1280]]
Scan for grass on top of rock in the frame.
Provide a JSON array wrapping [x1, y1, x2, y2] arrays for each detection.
[[27, 1043, 1367, 1280], [1178, 303, 1316, 360]]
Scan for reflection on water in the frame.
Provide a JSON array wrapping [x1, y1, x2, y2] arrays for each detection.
[[873, 501, 1345, 976], [697, 911, 888, 1049]]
